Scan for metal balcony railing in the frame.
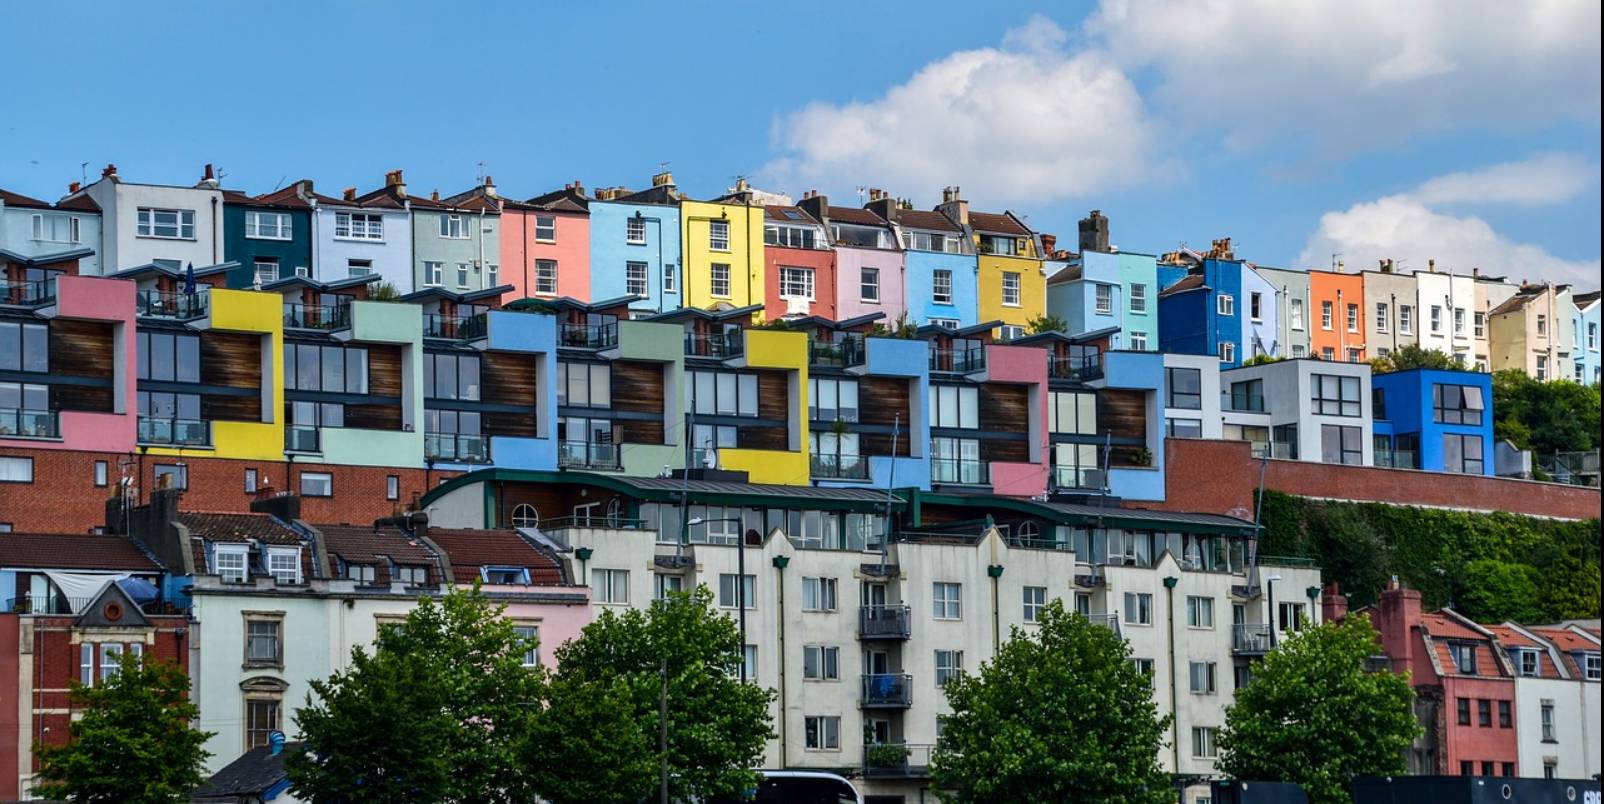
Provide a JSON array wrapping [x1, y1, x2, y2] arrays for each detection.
[[1051, 465, 1104, 492], [1232, 624, 1273, 655], [424, 432, 489, 463], [0, 278, 57, 307], [1048, 353, 1103, 381], [0, 408, 59, 439], [1083, 612, 1121, 633], [557, 440, 621, 470], [859, 605, 912, 640], [931, 458, 988, 485], [423, 313, 488, 341], [811, 453, 869, 480], [284, 302, 351, 331], [863, 742, 934, 778], [684, 330, 743, 359], [929, 346, 985, 374], [136, 289, 208, 320], [559, 322, 619, 349], [137, 417, 210, 446], [809, 337, 866, 368], [5, 596, 168, 615], [284, 424, 320, 453], [861, 673, 913, 708]]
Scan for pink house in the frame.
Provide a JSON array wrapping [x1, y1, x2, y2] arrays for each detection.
[[502, 183, 591, 302], [984, 342, 1049, 498], [1, 273, 136, 453], [796, 194, 907, 324]]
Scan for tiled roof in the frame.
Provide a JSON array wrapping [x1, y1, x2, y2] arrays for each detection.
[[1159, 274, 1207, 296], [970, 211, 1030, 236], [1528, 626, 1600, 677], [1422, 613, 1505, 677], [425, 528, 566, 585], [252, 181, 332, 209], [0, 188, 53, 209], [522, 185, 590, 213], [55, 193, 102, 212], [1488, 292, 1539, 317], [826, 206, 889, 227], [1485, 625, 1562, 679], [316, 523, 440, 585], [896, 209, 961, 232], [192, 741, 301, 799], [0, 533, 162, 571], [440, 184, 502, 212], [1574, 290, 1601, 307], [765, 205, 820, 225], [177, 512, 302, 545]]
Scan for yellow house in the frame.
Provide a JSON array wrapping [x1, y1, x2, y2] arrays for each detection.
[[717, 328, 809, 484], [971, 210, 1045, 330], [680, 196, 765, 312]]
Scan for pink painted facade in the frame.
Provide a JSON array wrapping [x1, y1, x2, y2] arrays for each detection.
[[483, 585, 593, 670], [3, 275, 136, 453], [501, 207, 590, 301], [834, 246, 906, 323], [984, 343, 1049, 497]]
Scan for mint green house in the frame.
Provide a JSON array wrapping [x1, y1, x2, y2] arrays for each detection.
[[412, 182, 503, 295]]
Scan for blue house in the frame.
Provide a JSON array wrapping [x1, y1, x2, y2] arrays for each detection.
[[221, 181, 316, 288], [1156, 251, 1272, 368], [588, 176, 683, 315], [1572, 291, 1599, 386], [1371, 368, 1493, 475]]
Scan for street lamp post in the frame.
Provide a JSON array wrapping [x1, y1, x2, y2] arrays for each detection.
[[689, 516, 749, 683], [1266, 574, 1283, 649]]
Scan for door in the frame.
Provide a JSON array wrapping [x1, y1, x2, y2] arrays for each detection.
[[862, 582, 888, 608], [572, 502, 600, 526], [866, 649, 890, 676]]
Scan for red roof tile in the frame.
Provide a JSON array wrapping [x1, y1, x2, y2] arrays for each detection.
[[970, 211, 1031, 236], [426, 528, 566, 586], [315, 524, 441, 585], [0, 188, 54, 209], [55, 193, 101, 212], [1486, 625, 1562, 679], [0, 533, 162, 571], [178, 512, 302, 545]]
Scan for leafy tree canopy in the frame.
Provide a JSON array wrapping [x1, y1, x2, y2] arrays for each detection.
[[1218, 614, 1420, 804], [33, 651, 213, 804], [1493, 369, 1601, 454], [930, 601, 1173, 804], [1369, 345, 1459, 373], [1026, 314, 1069, 335]]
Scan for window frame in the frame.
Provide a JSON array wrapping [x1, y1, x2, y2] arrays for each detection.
[[298, 471, 333, 497], [135, 207, 196, 240], [859, 267, 880, 303], [244, 210, 293, 241], [708, 220, 730, 252], [1001, 271, 1021, 307], [932, 581, 963, 620]]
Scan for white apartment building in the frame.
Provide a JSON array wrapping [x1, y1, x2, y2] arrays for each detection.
[[1220, 358, 1373, 466], [1163, 353, 1225, 440], [1496, 623, 1602, 780], [71, 164, 227, 272]]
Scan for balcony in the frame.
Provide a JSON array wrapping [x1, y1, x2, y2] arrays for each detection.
[[559, 322, 619, 350], [284, 424, 320, 453], [861, 673, 913, 708], [863, 743, 934, 779], [811, 453, 870, 481], [137, 417, 210, 446], [1048, 353, 1103, 382], [136, 289, 208, 320], [1373, 449, 1419, 470], [929, 346, 985, 374], [0, 278, 56, 307], [0, 409, 59, 439], [809, 337, 866, 369], [423, 313, 487, 341], [558, 440, 621, 470], [685, 330, 743, 359], [284, 302, 351, 331], [931, 458, 988, 486], [1232, 624, 1272, 655], [424, 432, 489, 463], [1051, 465, 1104, 493], [1083, 612, 1121, 634], [859, 605, 912, 640]]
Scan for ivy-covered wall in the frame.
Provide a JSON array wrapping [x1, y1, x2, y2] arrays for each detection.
[[1257, 490, 1600, 623]]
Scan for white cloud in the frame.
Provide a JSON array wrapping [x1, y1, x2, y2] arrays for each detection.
[[761, 15, 1162, 206], [1087, 0, 1601, 151], [1409, 153, 1597, 207]]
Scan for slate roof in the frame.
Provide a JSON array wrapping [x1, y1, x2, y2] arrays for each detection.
[[55, 193, 102, 212], [764, 205, 820, 225], [178, 512, 303, 545], [316, 523, 441, 586], [1573, 290, 1601, 307], [1159, 274, 1207, 296], [0, 533, 162, 572], [896, 209, 961, 232], [425, 528, 566, 585], [825, 206, 890, 227], [970, 211, 1031, 236], [522, 184, 591, 213], [0, 188, 53, 209], [192, 742, 302, 801], [1488, 292, 1538, 317], [440, 183, 503, 212]]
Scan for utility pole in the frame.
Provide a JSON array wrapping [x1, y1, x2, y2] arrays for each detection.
[[660, 657, 669, 804]]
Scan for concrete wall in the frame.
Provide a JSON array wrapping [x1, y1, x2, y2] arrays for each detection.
[[1514, 676, 1600, 779]]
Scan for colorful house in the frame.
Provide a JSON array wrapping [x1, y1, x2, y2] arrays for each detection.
[[1414, 263, 1476, 362], [797, 192, 904, 324], [1474, 273, 1519, 371], [873, 191, 976, 330], [503, 180, 589, 302], [969, 205, 1044, 337], [1254, 265, 1311, 359], [1489, 283, 1574, 381], [680, 181, 765, 313], [1371, 367, 1493, 474], [761, 204, 836, 321], [1157, 244, 1253, 367], [1569, 291, 1599, 385], [1048, 235, 1160, 352], [1362, 262, 1420, 361], [587, 173, 683, 315], [71, 164, 225, 273], [1307, 267, 1366, 362], [221, 181, 316, 288], [1, 186, 102, 276], [411, 182, 500, 297], [311, 172, 415, 293]]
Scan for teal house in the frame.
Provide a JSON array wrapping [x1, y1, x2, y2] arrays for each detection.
[[221, 181, 317, 288]]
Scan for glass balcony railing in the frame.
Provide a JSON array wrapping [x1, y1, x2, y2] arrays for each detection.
[[557, 440, 621, 470], [1232, 624, 1273, 654], [859, 605, 912, 640], [284, 302, 351, 331], [811, 453, 869, 480], [424, 432, 489, 463], [0, 408, 59, 439], [284, 424, 320, 453], [685, 331, 743, 359], [861, 673, 913, 708], [1048, 353, 1103, 381], [1374, 449, 1419, 470], [559, 322, 619, 349], [863, 743, 933, 779], [423, 313, 488, 341], [809, 337, 866, 368], [136, 289, 208, 320], [0, 278, 57, 307], [1051, 465, 1103, 492], [1083, 612, 1121, 633], [929, 346, 985, 374], [931, 458, 988, 485], [137, 417, 210, 446]]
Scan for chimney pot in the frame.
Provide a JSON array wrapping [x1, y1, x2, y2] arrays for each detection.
[[343, 187, 357, 201], [68, 181, 80, 194], [203, 163, 215, 181], [102, 163, 117, 178], [1428, 259, 1436, 273], [431, 189, 440, 202]]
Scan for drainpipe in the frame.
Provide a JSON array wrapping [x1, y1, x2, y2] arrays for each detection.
[[210, 196, 219, 264], [477, 208, 487, 290], [772, 555, 790, 767], [521, 211, 529, 299], [1163, 575, 1179, 773], [987, 564, 1004, 653]]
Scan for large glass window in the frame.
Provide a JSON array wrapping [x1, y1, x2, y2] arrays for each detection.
[[1443, 433, 1484, 475], [1311, 374, 1362, 417], [283, 344, 368, 393], [1321, 424, 1363, 465], [808, 378, 859, 422], [244, 211, 292, 240], [136, 207, 195, 239], [423, 353, 482, 400], [687, 371, 759, 418], [134, 331, 200, 382], [1166, 367, 1201, 409], [932, 270, 953, 304], [1049, 391, 1096, 435], [928, 385, 979, 429], [334, 211, 383, 240], [0, 321, 49, 373], [1432, 384, 1484, 426], [558, 362, 611, 407], [1228, 379, 1264, 412]]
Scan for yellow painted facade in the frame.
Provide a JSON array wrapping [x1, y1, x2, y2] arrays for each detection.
[[148, 288, 285, 461], [680, 199, 765, 312], [720, 328, 809, 485], [977, 254, 1046, 328]]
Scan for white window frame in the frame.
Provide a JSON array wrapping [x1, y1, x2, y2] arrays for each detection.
[[1347, 303, 1359, 333], [1001, 271, 1021, 307], [801, 576, 838, 612], [1123, 592, 1152, 625], [593, 568, 629, 604], [136, 207, 196, 240], [439, 214, 468, 239], [1219, 342, 1236, 363], [625, 261, 649, 297], [1187, 596, 1215, 629], [860, 267, 880, 302], [267, 547, 303, 584], [1095, 284, 1113, 314], [80, 643, 95, 685], [1192, 726, 1218, 759], [804, 715, 840, 750], [663, 263, 677, 294], [932, 581, 962, 620], [1130, 331, 1149, 351], [334, 211, 383, 241], [535, 260, 558, 295], [1189, 660, 1217, 694], [215, 544, 250, 583], [932, 270, 954, 305], [1290, 298, 1305, 331], [802, 645, 839, 680], [513, 624, 540, 668], [455, 263, 471, 289], [425, 261, 444, 287], [245, 210, 293, 241], [779, 266, 815, 300], [253, 259, 279, 286], [1399, 305, 1414, 334], [710, 263, 731, 297], [625, 217, 647, 245], [1431, 305, 1444, 334], [30, 213, 81, 244], [299, 472, 333, 497], [1376, 302, 1390, 333], [535, 215, 557, 243], [1130, 283, 1147, 313], [718, 573, 756, 609], [708, 220, 730, 252], [1217, 294, 1235, 317], [1022, 586, 1047, 622], [935, 649, 965, 686], [1321, 301, 1334, 330]]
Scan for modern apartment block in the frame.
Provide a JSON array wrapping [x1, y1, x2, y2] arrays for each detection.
[[1371, 368, 1494, 474], [1219, 358, 1374, 465]]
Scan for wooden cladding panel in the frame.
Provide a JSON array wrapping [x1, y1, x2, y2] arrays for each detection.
[[859, 377, 910, 428], [367, 345, 404, 397], [757, 370, 790, 421], [202, 393, 261, 423], [52, 385, 113, 414], [980, 438, 1029, 464], [979, 384, 1029, 434], [618, 419, 665, 446], [1097, 389, 1147, 441], [482, 352, 538, 408], [345, 404, 402, 431], [200, 332, 262, 390], [612, 361, 665, 415], [861, 431, 909, 459], [49, 320, 115, 380], [483, 411, 537, 438], [738, 424, 789, 452]]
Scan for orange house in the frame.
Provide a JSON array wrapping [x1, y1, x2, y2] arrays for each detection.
[[1308, 269, 1366, 362]]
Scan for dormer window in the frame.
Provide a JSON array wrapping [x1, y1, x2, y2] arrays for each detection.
[[481, 566, 530, 585], [1584, 652, 1601, 681], [346, 563, 377, 584], [267, 546, 303, 585], [1449, 642, 1478, 675], [394, 565, 429, 586], [215, 544, 250, 583]]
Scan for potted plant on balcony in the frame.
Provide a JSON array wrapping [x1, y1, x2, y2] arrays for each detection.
[[863, 733, 909, 771]]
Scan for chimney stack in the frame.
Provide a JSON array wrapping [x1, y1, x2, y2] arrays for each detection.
[[101, 163, 118, 180], [1428, 259, 1436, 273], [430, 189, 440, 202], [797, 190, 828, 224], [198, 163, 219, 189], [865, 190, 897, 223], [68, 181, 80, 194], [1321, 582, 1349, 623], [936, 186, 968, 227], [1078, 209, 1110, 253], [1040, 233, 1058, 257], [385, 170, 406, 198], [651, 170, 675, 188], [342, 187, 357, 202], [1472, 266, 1480, 278], [483, 175, 497, 198]]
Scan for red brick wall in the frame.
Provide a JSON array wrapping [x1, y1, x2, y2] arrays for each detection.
[[0, 447, 459, 534], [1146, 438, 1600, 521]]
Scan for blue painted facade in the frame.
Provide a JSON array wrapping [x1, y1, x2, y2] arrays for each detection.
[[1371, 368, 1494, 475], [1241, 264, 1281, 360], [1571, 295, 1600, 385], [588, 199, 681, 314], [431, 309, 558, 472], [1157, 258, 1247, 369], [1047, 254, 1121, 340], [1096, 349, 1167, 501], [1117, 252, 1160, 351], [850, 336, 931, 490], [906, 250, 978, 327]]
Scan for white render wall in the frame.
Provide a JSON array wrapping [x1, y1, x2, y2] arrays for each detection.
[[1221, 358, 1373, 466], [0, 203, 103, 274], [83, 179, 224, 271], [1514, 675, 1601, 779], [310, 203, 414, 292], [1163, 353, 1225, 439]]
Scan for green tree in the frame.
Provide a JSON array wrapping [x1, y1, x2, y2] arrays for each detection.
[[1456, 560, 1544, 622], [288, 586, 543, 803], [1493, 369, 1601, 454], [930, 601, 1172, 804], [1369, 344, 1459, 373], [367, 281, 402, 302], [1242, 353, 1283, 366], [538, 587, 772, 803], [1218, 614, 1419, 804], [33, 651, 212, 804], [1307, 504, 1391, 609], [525, 674, 657, 804], [1026, 314, 1068, 335]]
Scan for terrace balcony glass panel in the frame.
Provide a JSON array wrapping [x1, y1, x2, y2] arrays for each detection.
[[1232, 624, 1272, 655], [685, 330, 743, 359], [284, 424, 320, 453], [559, 322, 619, 350], [809, 337, 865, 368], [863, 743, 933, 779], [284, 302, 351, 331], [929, 346, 985, 374], [423, 313, 488, 341], [136, 289, 208, 320], [811, 453, 869, 480], [0, 408, 58, 439], [425, 432, 489, 463], [931, 458, 988, 485], [0, 278, 56, 307], [557, 440, 621, 470], [137, 417, 210, 446], [1048, 352, 1103, 381]]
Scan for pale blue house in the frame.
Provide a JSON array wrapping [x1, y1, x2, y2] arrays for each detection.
[[1573, 291, 1600, 385], [0, 188, 102, 275], [1044, 250, 1159, 350], [588, 175, 683, 315]]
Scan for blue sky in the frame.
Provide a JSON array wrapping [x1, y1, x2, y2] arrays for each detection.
[[5, 1, 1599, 286]]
